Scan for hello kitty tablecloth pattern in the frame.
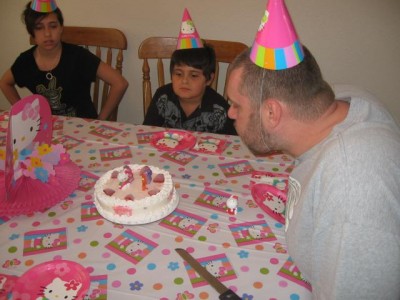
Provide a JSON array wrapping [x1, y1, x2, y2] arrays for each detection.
[[0, 112, 311, 300]]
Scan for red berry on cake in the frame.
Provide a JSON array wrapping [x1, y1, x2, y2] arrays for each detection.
[[124, 194, 135, 201], [103, 188, 115, 196], [148, 188, 160, 196], [153, 174, 165, 183]]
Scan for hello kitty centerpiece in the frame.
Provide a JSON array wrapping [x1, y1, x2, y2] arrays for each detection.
[[0, 95, 80, 216]]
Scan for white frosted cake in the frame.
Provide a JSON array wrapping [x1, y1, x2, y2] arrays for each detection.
[[94, 164, 179, 224]]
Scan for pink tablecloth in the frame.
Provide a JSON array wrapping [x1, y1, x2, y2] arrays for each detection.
[[0, 114, 311, 300]]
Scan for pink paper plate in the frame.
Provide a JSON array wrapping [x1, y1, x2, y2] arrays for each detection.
[[0, 273, 18, 298], [12, 260, 90, 300], [251, 183, 287, 224], [150, 130, 196, 151]]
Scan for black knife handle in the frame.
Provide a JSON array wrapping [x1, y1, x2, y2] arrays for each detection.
[[219, 289, 242, 300]]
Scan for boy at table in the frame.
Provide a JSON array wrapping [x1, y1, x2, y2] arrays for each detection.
[[0, 0, 128, 120], [143, 9, 236, 135], [226, 0, 400, 299]]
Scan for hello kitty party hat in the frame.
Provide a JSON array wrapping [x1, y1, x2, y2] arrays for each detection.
[[176, 8, 204, 50], [30, 0, 58, 13], [250, 0, 304, 70], [0, 95, 81, 216]]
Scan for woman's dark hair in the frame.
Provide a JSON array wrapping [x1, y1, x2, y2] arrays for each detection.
[[170, 44, 216, 81], [23, 1, 64, 37]]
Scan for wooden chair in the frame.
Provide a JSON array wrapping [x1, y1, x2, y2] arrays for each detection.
[[30, 26, 127, 121], [138, 37, 248, 116]]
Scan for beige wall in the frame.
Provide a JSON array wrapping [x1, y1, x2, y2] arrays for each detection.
[[1, 0, 399, 124]]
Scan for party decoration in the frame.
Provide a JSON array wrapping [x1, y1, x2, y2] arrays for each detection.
[[176, 8, 204, 50], [252, 183, 287, 224], [30, 0, 58, 13], [151, 130, 196, 151], [0, 95, 80, 216], [226, 195, 238, 215], [250, 0, 304, 70], [13, 260, 90, 299]]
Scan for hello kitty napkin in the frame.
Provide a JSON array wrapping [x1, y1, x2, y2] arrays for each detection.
[[0, 95, 81, 216]]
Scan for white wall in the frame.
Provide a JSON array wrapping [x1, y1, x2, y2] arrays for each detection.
[[1, 0, 399, 124]]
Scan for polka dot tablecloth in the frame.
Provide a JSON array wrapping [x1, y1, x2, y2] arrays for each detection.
[[0, 115, 311, 300]]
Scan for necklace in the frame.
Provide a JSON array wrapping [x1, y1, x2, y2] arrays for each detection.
[[34, 47, 61, 81], [46, 71, 54, 81]]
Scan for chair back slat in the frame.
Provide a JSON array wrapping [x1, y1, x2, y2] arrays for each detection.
[[138, 36, 248, 116], [116, 50, 124, 73], [157, 59, 165, 87], [212, 64, 219, 91], [93, 78, 100, 111]]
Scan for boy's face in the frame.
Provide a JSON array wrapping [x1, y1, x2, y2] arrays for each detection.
[[171, 64, 212, 104]]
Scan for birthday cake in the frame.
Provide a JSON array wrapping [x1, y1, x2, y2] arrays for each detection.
[[94, 164, 179, 224]]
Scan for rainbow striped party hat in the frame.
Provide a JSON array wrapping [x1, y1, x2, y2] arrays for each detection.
[[176, 8, 204, 50], [31, 0, 58, 12], [250, 0, 304, 70]]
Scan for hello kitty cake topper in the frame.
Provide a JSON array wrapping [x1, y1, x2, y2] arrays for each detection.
[[0, 94, 81, 216]]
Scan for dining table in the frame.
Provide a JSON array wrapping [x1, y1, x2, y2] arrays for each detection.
[[0, 112, 312, 300]]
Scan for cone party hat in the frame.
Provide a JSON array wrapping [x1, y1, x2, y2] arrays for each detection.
[[31, 0, 58, 13], [176, 8, 204, 50], [250, 0, 304, 70]]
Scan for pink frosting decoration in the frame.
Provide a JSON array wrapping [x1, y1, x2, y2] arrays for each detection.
[[114, 206, 132, 216]]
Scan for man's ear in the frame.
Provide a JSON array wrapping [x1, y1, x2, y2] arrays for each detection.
[[262, 98, 282, 128], [206, 73, 215, 86]]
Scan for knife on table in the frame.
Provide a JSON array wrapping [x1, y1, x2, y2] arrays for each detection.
[[175, 248, 241, 300]]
